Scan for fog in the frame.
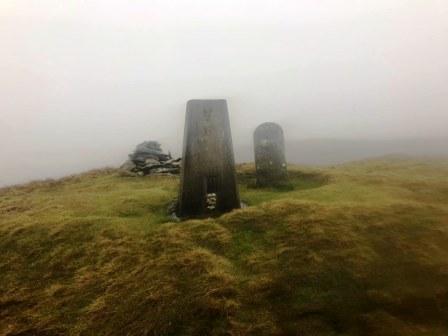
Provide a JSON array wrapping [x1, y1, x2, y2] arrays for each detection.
[[1, 1, 447, 187]]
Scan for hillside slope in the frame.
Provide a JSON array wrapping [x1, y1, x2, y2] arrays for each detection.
[[1, 157, 448, 335]]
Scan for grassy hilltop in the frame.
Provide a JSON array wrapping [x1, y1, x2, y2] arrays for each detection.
[[1, 157, 448, 335]]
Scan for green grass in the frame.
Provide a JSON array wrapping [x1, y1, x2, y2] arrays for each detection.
[[1, 157, 448, 335]]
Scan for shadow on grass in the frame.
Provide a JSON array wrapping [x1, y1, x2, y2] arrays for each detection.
[[238, 170, 330, 192]]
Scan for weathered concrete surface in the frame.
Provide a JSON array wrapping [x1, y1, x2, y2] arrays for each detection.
[[178, 99, 240, 217], [254, 122, 288, 187]]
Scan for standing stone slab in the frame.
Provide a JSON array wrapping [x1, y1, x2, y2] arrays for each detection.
[[254, 122, 288, 187], [178, 99, 240, 217]]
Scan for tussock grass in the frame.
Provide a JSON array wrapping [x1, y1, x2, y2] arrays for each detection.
[[1, 158, 448, 335]]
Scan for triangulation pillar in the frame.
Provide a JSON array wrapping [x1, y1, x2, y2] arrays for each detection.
[[178, 99, 240, 217]]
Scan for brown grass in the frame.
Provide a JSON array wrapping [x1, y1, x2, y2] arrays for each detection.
[[1, 157, 448, 335]]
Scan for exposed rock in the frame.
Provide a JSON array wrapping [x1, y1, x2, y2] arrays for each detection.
[[151, 167, 179, 174], [121, 141, 181, 176], [206, 193, 217, 210], [120, 159, 136, 171], [144, 158, 159, 166]]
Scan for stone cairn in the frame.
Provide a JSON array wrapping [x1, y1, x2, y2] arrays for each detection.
[[121, 141, 181, 176]]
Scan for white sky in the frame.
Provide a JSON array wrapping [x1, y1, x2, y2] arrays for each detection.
[[1, 0, 447, 185]]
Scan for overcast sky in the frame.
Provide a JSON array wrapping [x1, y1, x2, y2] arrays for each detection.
[[1, 1, 447, 186]]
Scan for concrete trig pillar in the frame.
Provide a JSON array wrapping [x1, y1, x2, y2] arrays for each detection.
[[178, 99, 240, 217]]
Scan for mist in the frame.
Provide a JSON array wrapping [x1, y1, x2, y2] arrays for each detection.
[[1, 0, 447, 187]]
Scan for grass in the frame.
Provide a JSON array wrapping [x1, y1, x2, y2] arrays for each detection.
[[1, 156, 448, 335]]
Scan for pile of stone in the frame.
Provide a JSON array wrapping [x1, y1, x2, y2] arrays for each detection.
[[121, 141, 181, 176], [206, 193, 217, 211]]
